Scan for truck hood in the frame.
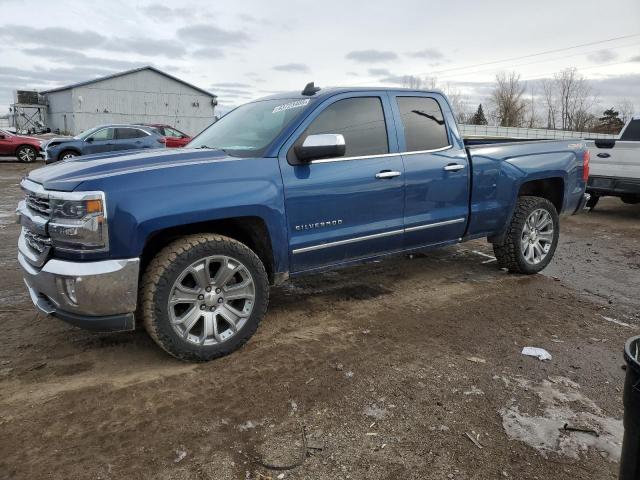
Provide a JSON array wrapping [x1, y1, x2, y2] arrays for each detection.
[[28, 148, 231, 191]]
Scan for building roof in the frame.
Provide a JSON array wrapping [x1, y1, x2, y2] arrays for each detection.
[[40, 66, 216, 98]]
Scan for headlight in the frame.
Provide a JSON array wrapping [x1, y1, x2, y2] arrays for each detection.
[[48, 192, 108, 252]]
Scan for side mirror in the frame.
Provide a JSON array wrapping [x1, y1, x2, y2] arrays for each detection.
[[0, 134, 5, 139], [85, 137, 94, 143], [295, 134, 346, 162]]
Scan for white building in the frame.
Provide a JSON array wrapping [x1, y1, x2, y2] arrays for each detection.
[[41, 66, 217, 136]]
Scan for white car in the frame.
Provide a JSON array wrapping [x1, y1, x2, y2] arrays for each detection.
[[586, 115, 640, 209]]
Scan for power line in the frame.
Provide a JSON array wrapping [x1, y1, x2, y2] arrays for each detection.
[[436, 42, 640, 80], [420, 33, 640, 77]]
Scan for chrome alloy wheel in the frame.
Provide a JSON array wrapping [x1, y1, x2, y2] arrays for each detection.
[[18, 147, 36, 162], [521, 208, 554, 265], [62, 152, 77, 160], [168, 255, 255, 346]]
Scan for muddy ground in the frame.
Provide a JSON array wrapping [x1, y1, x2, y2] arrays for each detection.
[[1, 161, 638, 480]]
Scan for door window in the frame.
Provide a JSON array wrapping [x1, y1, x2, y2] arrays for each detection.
[[91, 128, 115, 141], [396, 97, 449, 152], [165, 127, 184, 138], [304, 97, 388, 158], [116, 128, 148, 139]]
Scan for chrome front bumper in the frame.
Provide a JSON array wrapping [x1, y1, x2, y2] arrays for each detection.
[[18, 251, 140, 332]]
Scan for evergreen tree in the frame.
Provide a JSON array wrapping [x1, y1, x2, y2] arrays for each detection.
[[595, 108, 625, 134], [470, 104, 488, 125]]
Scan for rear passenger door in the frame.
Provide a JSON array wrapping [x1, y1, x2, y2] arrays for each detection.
[[391, 94, 469, 248], [279, 93, 405, 273], [114, 127, 150, 151]]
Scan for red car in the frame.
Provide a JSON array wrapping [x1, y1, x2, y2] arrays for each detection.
[[137, 124, 192, 148], [0, 128, 42, 162]]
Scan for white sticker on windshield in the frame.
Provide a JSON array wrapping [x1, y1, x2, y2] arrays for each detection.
[[272, 99, 310, 114]]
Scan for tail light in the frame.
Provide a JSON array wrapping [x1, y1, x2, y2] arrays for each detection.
[[582, 150, 590, 182], [157, 136, 166, 144]]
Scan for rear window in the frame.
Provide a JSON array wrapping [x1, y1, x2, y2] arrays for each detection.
[[621, 120, 640, 141], [305, 97, 388, 158], [396, 97, 449, 152]]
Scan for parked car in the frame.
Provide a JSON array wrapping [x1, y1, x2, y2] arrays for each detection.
[[0, 128, 43, 162], [136, 124, 192, 148], [586, 115, 640, 209], [42, 124, 166, 164], [16, 85, 589, 361]]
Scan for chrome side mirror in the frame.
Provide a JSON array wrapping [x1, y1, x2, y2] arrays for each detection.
[[295, 134, 346, 161]]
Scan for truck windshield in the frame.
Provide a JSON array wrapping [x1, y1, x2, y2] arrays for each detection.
[[188, 98, 311, 157]]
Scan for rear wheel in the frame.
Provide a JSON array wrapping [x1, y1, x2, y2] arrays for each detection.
[[492, 196, 559, 274], [16, 145, 37, 163], [140, 234, 269, 361]]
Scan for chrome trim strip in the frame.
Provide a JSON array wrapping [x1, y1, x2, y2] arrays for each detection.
[[401, 145, 453, 156], [310, 145, 454, 164], [292, 217, 467, 254], [292, 228, 404, 254], [404, 217, 466, 232]]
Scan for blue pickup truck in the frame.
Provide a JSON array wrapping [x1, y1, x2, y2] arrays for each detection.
[[16, 85, 590, 361]]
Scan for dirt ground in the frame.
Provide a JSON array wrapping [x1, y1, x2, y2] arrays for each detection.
[[1, 161, 638, 480]]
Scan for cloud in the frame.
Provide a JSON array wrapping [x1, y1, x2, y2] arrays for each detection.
[[107, 36, 186, 57], [346, 49, 398, 63], [191, 47, 226, 59], [368, 68, 391, 76], [22, 47, 143, 70], [0, 26, 106, 50], [407, 48, 444, 60], [587, 49, 618, 63], [273, 63, 310, 73], [630, 55, 640, 63], [141, 3, 194, 21], [211, 82, 254, 88], [177, 24, 250, 46]]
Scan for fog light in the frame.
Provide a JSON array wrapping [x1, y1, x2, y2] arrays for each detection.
[[62, 277, 78, 305]]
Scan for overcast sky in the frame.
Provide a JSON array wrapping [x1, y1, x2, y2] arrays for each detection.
[[0, 0, 639, 117]]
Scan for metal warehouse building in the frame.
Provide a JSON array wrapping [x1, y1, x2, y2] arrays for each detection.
[[41, 66, 217, 136]]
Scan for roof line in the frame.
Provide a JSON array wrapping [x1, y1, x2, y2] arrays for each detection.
[[40, 66, 217, 98]]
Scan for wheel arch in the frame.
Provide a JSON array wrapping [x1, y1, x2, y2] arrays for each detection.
[[517, 177, 565, 213], [140, 216, 277, 285]]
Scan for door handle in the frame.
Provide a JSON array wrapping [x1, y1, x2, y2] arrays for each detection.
[[443, 163, 465, 172], [375, 170, 401, 179], [597, 153, 610, 158]]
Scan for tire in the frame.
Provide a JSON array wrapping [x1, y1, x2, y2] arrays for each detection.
[[492, 196, 560, 274], [59, 150, 78, 161], [140, 234, 269, 362], [16, 145, 37, 163]]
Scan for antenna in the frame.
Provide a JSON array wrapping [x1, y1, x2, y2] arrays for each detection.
[[301, 82, 321, 96]]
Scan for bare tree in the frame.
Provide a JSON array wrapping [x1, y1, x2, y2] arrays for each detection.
[[554, 68, 596, 131], [490, 72, 527, 127], [540, 79, 557, 129], [442, 83, 469, 124], [618, 98, 636, 123]]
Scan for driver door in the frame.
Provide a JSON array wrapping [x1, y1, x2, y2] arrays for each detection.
[[84, 127, 115, 154], [278, 93, 405, 273]]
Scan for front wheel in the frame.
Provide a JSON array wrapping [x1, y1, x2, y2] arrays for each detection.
[[16, 145, 37, 163], [59, 150, 78, 161], [492, 196, 559, 274], [140, 234, 269, 361]]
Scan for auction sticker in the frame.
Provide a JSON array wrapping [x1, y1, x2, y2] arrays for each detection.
[[273, 99, 310, 113]]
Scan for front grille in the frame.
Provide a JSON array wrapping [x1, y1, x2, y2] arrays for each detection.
[[24, 230, 51, 254], [25, 192, 51, 216]]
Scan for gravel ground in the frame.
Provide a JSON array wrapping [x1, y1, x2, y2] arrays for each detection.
[[0, 161, 638, 480]]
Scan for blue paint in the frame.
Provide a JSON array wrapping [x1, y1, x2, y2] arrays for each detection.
[[27, 87, 587, 279]]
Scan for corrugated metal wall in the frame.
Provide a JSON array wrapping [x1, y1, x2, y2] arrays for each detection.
[[46, 90, 74, 134], [46, 69, 216, 136]]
